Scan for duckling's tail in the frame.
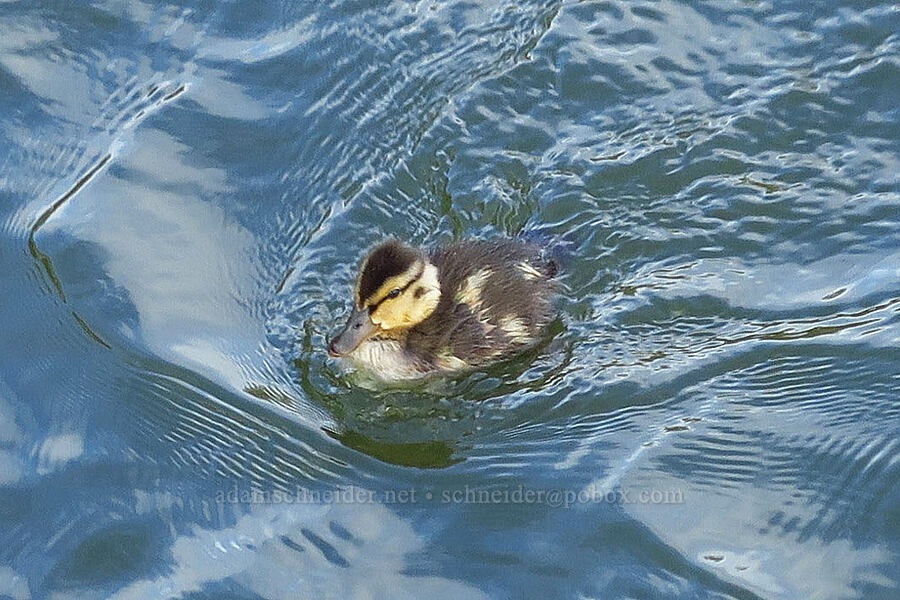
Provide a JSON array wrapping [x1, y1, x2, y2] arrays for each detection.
[[519, 227, 574, 277], [545, 256, 560, 279]]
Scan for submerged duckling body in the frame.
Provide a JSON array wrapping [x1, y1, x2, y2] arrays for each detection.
[[328, 238, 558, 381]]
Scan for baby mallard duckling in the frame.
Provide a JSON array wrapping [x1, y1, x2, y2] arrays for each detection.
[[328, 238, 559, 380]]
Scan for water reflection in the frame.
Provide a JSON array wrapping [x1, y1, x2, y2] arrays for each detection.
[[108, 500, 489, 600]]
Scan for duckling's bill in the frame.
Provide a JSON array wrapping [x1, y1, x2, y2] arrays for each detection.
[[328, 305, 378, 357]]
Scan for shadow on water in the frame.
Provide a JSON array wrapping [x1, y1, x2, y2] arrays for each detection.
[[325, 429, 462, 470], [287, 313, 574, 469]]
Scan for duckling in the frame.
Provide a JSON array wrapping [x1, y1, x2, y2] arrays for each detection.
[[327, 238, 559, 380]]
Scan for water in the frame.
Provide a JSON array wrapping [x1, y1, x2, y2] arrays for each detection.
[[0, 0, 898, 597]]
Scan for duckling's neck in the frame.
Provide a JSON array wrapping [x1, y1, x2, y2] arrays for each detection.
[[415, 261, 441, 319]]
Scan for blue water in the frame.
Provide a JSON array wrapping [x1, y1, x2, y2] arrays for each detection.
[[1, 0, 899, 598]]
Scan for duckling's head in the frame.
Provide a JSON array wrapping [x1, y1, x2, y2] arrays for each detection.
[[328, 240, 441, 357]]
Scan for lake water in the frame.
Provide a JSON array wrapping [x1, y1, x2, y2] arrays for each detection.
[[0, 0, 898, 598]]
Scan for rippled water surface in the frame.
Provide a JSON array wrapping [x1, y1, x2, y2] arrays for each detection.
[[1, 0, 899, 598]]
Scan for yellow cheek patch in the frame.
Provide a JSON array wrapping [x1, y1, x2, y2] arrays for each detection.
[[456, 269, 492, 307], [370, 295, 415, 329], [369, 263, 441, 331]]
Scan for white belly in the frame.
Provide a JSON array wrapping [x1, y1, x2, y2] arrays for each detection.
[[347, 339, 423, 381]]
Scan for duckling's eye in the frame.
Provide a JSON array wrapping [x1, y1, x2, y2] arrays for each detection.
[[387, 288, 402, 299]]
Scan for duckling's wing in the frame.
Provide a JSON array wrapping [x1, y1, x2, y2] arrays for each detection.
[[428, 240, 558, 357], [445, 302, 498, 360], [438, 296, 550, 368], [405, 302, 489, 367]]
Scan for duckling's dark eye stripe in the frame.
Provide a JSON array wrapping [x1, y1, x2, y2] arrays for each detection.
[[368, 264, 424, 312]]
